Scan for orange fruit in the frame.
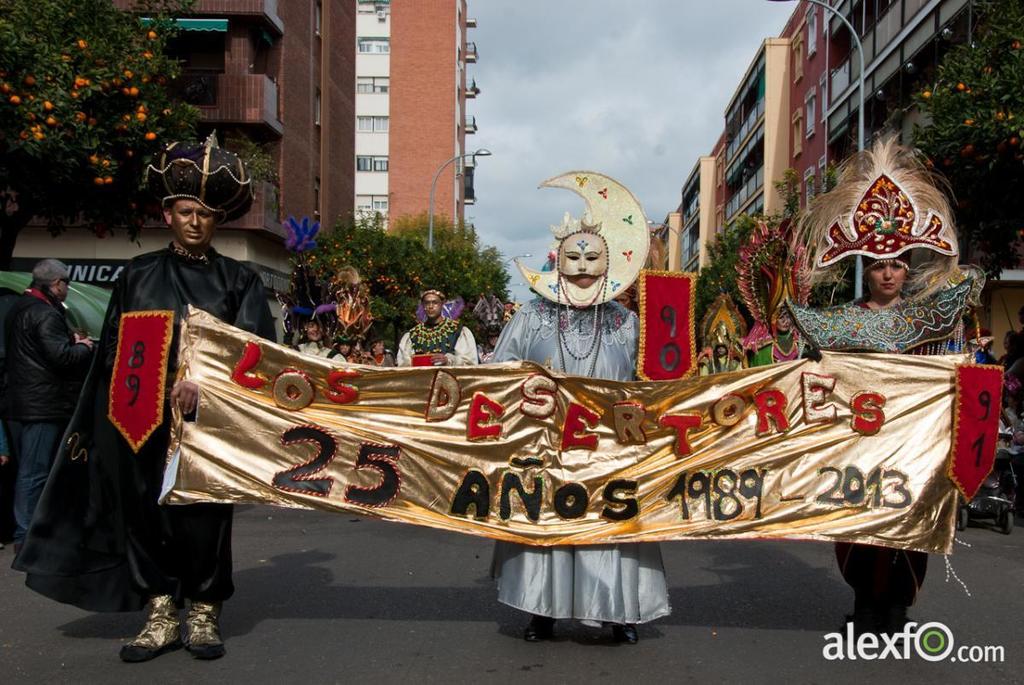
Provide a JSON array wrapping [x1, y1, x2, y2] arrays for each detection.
[[45, 115, 57, 127], [70, 90, 79, 99], [101, 159, 110, 168], [74, 111, 86, 122], [921, 90, 931, 99], [0, 83, 9, 94], [128, 86, 139, 97], [77, 39, 87, 49], [142, 51, 153, 60], [33, 131, 44, 140], [964, 118, 975, 126], [18, 131, 29, 140], [123, 69, 133, 79], [147, 30, 158, 40], [956, 82, 966, 91], [103, 176, 113, 185], [23, 74, 35, 86], [144, 131, 157, 141], [87, 117, 97, 126], [88, 153, 99, 165], [9, 94, 21, 105], [136, 112, 147, 122], [43, 100, 53, 111], [996, 111, 1006, 121], [93, 176, 104, 186]]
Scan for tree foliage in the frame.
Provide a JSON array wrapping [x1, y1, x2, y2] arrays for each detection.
[[913, 0, 1024, 275], [306, 212, 509, 345], [0, 0, 198, 267]]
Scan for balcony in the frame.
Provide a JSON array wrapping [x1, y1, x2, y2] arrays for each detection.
[[466, 17, 477, 28], [465, 115, 477, 134], [465, 42, 478, 63], [830, 60, 852, 108], [182, 72, 283, 136], [187, 0, 283, 34], [465, 79, 480, 99], [221, 181, 282, 237]]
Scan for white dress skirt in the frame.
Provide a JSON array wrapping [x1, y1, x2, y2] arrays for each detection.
[[490, 299, 672, 625]]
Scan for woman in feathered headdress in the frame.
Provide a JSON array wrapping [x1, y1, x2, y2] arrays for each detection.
[[790, 135, 983, 638]]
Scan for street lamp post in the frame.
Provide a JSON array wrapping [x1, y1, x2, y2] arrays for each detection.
[[428, 148, 492, 251], [769, 0, 866, 297]]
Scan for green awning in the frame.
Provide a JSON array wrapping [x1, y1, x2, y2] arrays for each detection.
[[142, 17, 228, 32]]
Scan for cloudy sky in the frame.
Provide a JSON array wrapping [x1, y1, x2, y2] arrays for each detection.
[[465, 0, 794, 301]]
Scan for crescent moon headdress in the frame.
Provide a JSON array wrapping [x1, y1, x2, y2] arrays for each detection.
[[517, 171, 650, 307], [796, 136, 961, 301]]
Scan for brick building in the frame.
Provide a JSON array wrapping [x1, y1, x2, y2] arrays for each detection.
[[353, 0, 478, 225], [14, 0, 355, 303]]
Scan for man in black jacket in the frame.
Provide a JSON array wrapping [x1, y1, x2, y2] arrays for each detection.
[[4, 258, 93, 551]]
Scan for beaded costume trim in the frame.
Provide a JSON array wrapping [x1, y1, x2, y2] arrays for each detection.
[[787, 277, 974, 353]]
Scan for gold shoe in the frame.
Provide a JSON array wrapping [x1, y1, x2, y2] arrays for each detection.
[[119, 595, 182, 663], [185, 601, 226, 660]]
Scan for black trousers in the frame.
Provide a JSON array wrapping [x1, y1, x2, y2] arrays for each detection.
[[835, 542, 927, 609], [127, 422, 234, 604]]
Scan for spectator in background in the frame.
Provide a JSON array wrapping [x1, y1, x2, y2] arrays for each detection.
[[1001, 331, 1023, 369], [295, 319, 338, 359], [3, 259, 93, 553], [368, 338, 395, 367]]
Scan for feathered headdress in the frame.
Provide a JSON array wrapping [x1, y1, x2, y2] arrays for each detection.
[[737, 219, 810, 351], [796, 136, 961, 301], [700, 293, 748, 352]]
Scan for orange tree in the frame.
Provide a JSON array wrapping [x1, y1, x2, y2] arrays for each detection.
[[914, 0, 1024, 275], [0, 0, 198, 268], [307, 212, 509, 346]]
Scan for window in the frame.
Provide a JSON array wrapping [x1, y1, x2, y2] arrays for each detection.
[[357, 116, 389, 132], [804, 167, 816, 205], [807, 8, 817, 56], [792, 109, 803, 156], [818, 155, 828, 192], [357, 37, 390, 54], [356, 155, 388, 171], [356, 76, 389, 94], [792, 35, 804, 81], [356, 195, 388, 215], [805, 90, 816, 138], [315, 88, 321, 126], [315, 1, 322, 36], [314, 177, 321, 215], [819, 74, 827, 123]]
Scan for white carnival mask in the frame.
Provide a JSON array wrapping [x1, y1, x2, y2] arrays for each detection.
[[517, 171, 649, 308]]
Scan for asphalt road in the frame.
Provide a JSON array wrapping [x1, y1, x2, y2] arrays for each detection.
[[0, 506, 1020, 684]]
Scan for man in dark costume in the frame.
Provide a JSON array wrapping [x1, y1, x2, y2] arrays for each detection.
[[14, 135, 275, 662]]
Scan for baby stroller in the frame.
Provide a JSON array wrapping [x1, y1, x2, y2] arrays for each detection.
[[957, 450, 1017, 535]]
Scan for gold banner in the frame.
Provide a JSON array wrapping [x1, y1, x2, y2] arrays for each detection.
[[164, 308, 969, 554]]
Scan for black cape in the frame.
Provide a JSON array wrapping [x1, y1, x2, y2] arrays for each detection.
[[13, 247, 275, 611]]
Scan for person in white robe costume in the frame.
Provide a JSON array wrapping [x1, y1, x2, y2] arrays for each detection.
[[491, 172, 670, 644]]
